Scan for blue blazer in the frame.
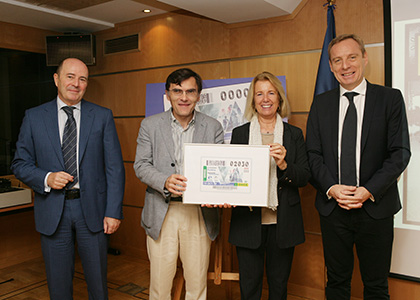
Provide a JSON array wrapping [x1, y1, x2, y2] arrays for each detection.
[[12, 99, 125, 235], [306, 81, 411, 219]]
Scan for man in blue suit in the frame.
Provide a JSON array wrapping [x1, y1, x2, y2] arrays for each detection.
[[12, 58, 125, 300], [306, 34, 410, 299]]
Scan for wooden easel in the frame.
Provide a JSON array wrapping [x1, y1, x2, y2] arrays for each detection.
[[173, 209, 239, 299]]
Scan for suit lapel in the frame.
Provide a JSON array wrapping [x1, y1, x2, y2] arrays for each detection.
[[283, 123, 291, 150], [331, 89, 340, 162], [361, 82, 376, 153], [43, 99, 65, 167], [79, 100, 94, 164], [160, 110, 176, 161], [193, 112, 207, 143]]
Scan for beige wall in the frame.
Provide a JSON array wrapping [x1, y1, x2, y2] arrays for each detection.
[[1, 0, 419, 298]]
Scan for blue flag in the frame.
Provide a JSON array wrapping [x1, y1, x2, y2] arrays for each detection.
[[314, 3, 338, 96]]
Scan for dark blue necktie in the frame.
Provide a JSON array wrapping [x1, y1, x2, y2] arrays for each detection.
[[340, 92, 359, 186], [62, 106, 78, 189]]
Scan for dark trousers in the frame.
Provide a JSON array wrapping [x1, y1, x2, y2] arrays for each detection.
[[236, 225, 295, 300], [41, 198, 109, 300], [320, 206, 394, 300]]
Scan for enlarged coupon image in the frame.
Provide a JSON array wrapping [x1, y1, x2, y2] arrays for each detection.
[[201, 158, 251, 193]]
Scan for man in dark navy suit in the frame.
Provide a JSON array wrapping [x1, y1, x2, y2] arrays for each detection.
[[306, 34, 410, 299], [12, 58, 125, 300]]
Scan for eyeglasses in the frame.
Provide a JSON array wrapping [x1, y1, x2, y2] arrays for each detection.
[[169, 88, 198, 98]]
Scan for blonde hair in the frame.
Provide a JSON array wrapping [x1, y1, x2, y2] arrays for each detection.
[[244, 71, 290, 121]]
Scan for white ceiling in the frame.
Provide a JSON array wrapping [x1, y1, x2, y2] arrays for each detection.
[[0, 0, 303, 33], [157, 0, 301, 24]]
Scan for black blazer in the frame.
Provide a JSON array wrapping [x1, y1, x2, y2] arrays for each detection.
[[306, 81, 411, 219], [228, 122, 310, 249]]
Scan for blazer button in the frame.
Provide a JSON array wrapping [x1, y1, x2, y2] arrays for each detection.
[[171, 163, 175, 167]]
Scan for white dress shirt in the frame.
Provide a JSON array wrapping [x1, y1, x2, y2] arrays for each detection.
[[337, 79, 367, 186]]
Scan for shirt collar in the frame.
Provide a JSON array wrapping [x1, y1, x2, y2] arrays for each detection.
[[170, 109, 196, 127], [340, 78, 367, 97], [57, 96, 81, 111]]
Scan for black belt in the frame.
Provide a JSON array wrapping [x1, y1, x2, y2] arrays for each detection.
[[65, 189, 80, 200], [170, 196, 183, 202]]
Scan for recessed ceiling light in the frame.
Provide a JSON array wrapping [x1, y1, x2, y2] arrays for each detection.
[[143, 9, 151, 13]]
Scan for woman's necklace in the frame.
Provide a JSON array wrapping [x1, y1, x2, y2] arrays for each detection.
[[259, 119, 276, 134]]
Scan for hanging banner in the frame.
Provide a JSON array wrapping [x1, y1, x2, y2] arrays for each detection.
[[146, 76, 286, 143]]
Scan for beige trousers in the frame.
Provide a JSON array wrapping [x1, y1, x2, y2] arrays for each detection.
[[147, 202, 211, 300]]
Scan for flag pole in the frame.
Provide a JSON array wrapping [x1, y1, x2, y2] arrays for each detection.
[[313, 1, 338, 96]]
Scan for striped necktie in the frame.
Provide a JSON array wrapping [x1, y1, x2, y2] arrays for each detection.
[[62, 106, 78, 189]]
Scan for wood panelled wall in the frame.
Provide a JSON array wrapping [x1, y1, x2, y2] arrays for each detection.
[[0, 24, 56, 269], [1, 0, 419, 298], [0, 21, 56, 53]]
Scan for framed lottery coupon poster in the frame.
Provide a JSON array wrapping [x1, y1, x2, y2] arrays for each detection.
[[182, 144, 270, 206]]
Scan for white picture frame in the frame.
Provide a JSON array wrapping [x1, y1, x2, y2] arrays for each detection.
[[182, 143, 270, 206]]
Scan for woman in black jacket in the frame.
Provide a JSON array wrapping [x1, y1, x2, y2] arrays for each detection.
[[229, 71, 310, 300]]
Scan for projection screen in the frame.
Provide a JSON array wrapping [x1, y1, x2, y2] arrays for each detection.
[[385, 0, 420, 281]]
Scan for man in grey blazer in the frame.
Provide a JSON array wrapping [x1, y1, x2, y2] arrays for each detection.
[[134, 68, 224, 300]]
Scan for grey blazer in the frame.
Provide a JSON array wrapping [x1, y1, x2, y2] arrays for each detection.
[[134, 110, 224, 240]]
